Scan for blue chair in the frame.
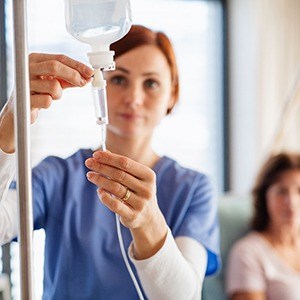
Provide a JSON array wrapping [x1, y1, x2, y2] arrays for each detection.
[[202, 193, 252, 300]]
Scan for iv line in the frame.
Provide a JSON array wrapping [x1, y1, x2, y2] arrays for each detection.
[[115, 214, 145, 300], [96, 80, 144, 299]]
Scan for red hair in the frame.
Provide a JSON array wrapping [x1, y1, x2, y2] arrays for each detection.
[[111, 24, 179, 114]]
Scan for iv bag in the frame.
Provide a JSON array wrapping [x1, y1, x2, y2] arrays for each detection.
[[65, 0, 132, 52]]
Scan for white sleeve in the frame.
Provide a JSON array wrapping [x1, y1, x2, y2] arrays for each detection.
[[0, 148, 18, 244], [0, 148, 16, 200], [128, 227, 207, 300]]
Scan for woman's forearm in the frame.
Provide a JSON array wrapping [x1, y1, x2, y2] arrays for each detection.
[[0, 96, 15, 153], [130, 209, 168, 259], [129, 229, 207, 300], [0, 149, 18, 245]]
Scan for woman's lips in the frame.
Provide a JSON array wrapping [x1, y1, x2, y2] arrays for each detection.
[[118, 112, 143, 121]]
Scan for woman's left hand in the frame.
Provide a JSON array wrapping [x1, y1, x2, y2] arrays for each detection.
[[85, 150, 162, 230], [85, 150, 168, 259]]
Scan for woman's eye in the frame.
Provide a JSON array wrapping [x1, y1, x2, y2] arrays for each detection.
[[145, 79, 159, 89], [110, 76, 126, 85], [276, 187, 288, 195]]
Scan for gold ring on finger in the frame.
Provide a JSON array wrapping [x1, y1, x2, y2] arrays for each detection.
[[121, 188, 131, 201]]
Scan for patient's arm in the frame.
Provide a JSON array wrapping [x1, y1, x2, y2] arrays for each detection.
[[230, 291, 266, 300]]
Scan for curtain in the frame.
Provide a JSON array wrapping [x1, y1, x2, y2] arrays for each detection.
[[256, 0, 300, 156]]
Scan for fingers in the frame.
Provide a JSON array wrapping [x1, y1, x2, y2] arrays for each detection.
[[85, 152, 156, 210], [29, 53, 94, 79], [85, 158, 141, 192], [92, 150, 156, 181], [29, 94, 53, 123], [85, 154, 156, 199], [27, 52, 94, 115], [86, 171, 145, 210], [29, 79, 62, 112], [85, 152, 161, 229], [97, 189, 135, 221], [98, 188, 148, 229], [30, 79, 62, 100], [87, 170, 131, 199], [29, 53, 94, 84], [30, 94, 53, 109], [30, 53, 94, 78]]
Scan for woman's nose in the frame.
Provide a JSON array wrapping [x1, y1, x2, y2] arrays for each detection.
[[124, 84, 144, 107], [284, 190, 300, 208]]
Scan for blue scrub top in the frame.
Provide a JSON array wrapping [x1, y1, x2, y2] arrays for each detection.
[[28, 149, 220, 299]]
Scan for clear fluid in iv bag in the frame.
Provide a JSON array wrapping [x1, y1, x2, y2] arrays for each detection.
[[78, 26, 120, 46], [65, 0, 132, 47]]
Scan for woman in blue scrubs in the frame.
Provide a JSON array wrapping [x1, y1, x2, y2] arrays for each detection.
[[0, 25, 220, 300]]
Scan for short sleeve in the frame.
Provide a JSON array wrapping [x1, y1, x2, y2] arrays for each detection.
[[226, 236, 266, 295], [177, 174, 220, 275], [32, 156, 67, 229]]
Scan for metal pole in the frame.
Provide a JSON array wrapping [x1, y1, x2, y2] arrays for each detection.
[[12, 0, 35, 299], [0, 0, 8, 110], [1, 1, 12, 290]]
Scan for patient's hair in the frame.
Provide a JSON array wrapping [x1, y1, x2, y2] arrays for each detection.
[[251, 152, 300, 231]]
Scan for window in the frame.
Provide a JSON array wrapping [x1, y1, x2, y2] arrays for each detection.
[[4, 0, 224, 298]]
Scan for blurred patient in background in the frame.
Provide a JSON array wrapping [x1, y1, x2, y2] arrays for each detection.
[[226, 152, 300, 300]]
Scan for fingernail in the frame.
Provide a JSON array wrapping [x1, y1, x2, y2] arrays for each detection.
[[80, 78, 87, 86], [93, 152, 102, 159], [85, 68, 94, 77], [85, 159, 93, 167]]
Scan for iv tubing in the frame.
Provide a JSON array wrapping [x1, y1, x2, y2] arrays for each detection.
[[115, 213, 145, 300], [98, 125, 144, 299], [101, 135, 144, 300]]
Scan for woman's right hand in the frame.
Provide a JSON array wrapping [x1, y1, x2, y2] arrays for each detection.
[[0, 53, 94, 153], [29, 53, 93, 123]]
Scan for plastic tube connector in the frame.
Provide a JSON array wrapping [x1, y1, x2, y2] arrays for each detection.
[[92, 68, 107, 89], [88, 50, 115, 71], [92, 69, 108, 126]]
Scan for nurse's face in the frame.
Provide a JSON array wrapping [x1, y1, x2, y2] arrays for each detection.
[[105, 45, 175, 139], [266, 170, 300, 228]]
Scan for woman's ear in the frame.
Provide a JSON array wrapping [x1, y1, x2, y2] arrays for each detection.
[[166, 89, 177, 115]]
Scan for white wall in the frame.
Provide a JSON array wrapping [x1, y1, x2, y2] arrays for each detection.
[[228, 0, 300, 194], [228, 0, 260, 193]]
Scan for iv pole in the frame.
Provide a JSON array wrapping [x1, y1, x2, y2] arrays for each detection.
[[13, 0, 35, 299]]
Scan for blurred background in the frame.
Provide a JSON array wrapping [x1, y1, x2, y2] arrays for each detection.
[[1, 0, 300, 299]]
